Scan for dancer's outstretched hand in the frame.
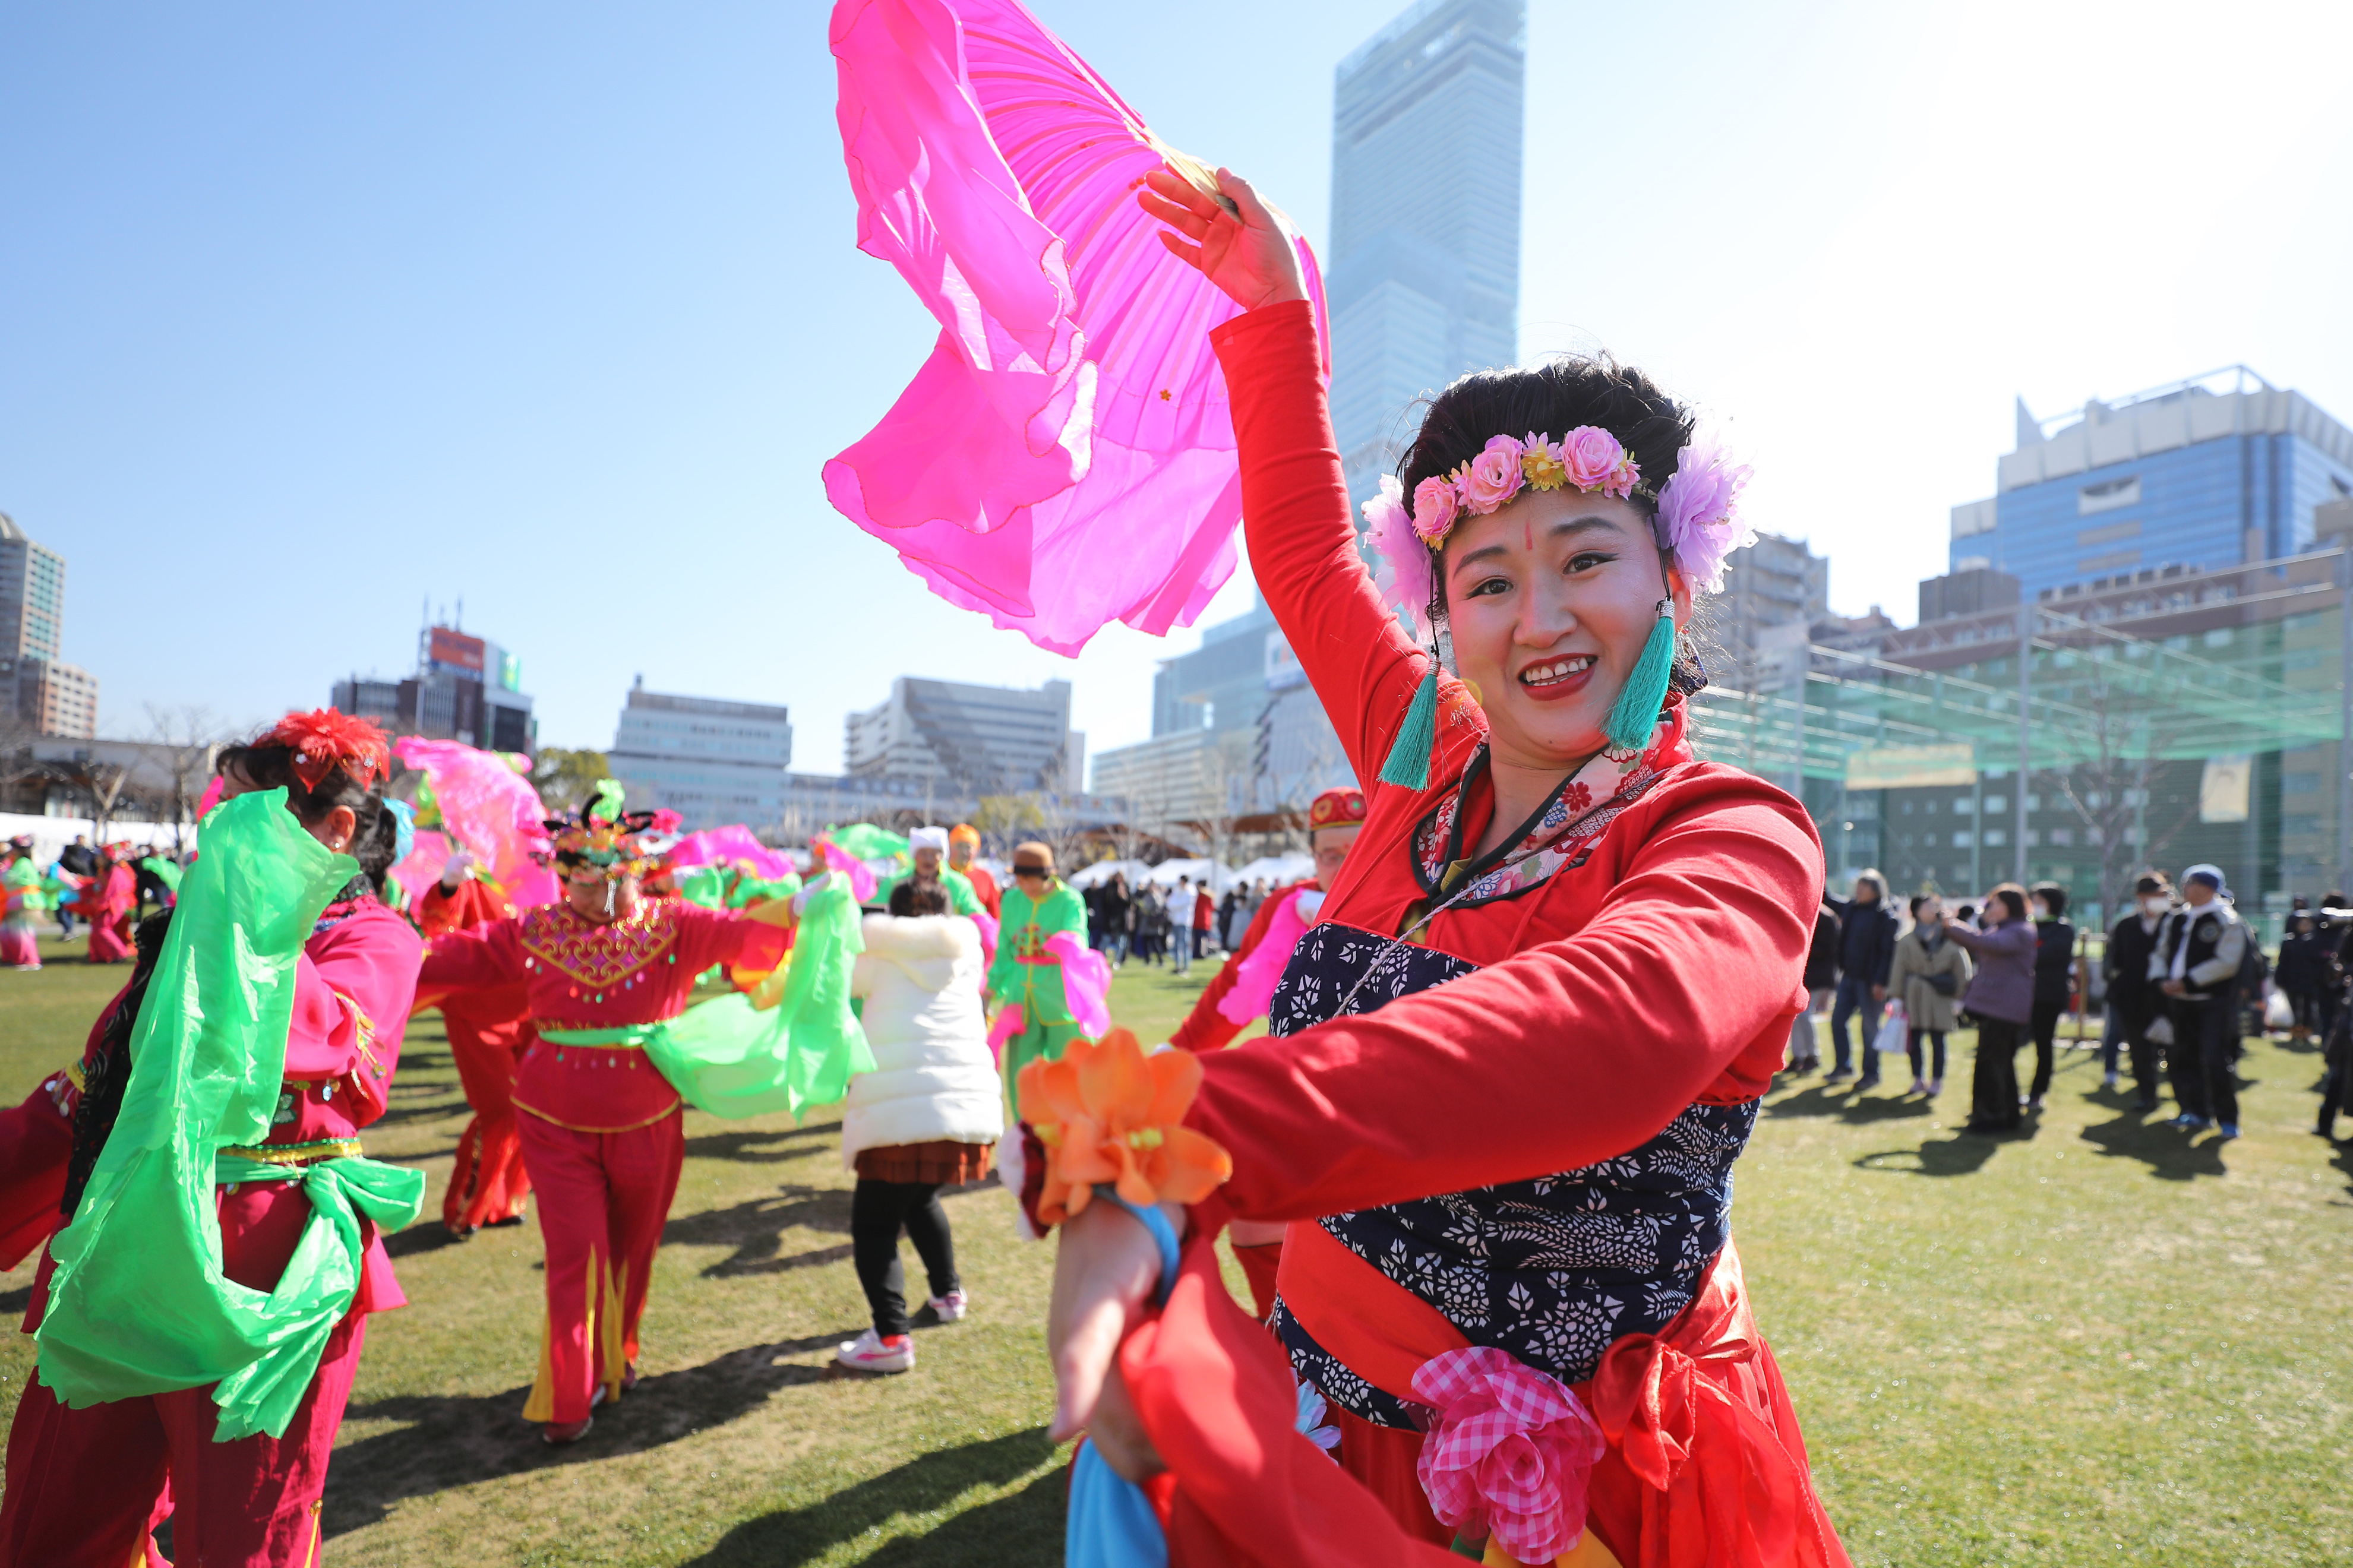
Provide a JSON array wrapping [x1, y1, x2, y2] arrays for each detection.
[[1048, 1194, 1177, 1481], [1139, 165, 1308, 313]]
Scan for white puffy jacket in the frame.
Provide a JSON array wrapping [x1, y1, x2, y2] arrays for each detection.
[[842, 913, 1004, 1168]]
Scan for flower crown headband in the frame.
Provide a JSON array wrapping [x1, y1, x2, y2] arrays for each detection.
[[1362, 426, 1752, 787]]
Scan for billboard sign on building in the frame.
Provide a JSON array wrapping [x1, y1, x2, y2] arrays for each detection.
[[2198, 754, 2252, 824], [498, 651, 522, 692], [428, 626, 485, 674], [1844, 744, 1976, 792]]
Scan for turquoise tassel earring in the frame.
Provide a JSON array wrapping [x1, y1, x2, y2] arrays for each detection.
[[1603, 599, 1678, 754], [1378, 656, 1442, 791]]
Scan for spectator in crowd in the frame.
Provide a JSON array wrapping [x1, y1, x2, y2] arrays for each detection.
[[1133, 888, 1167, 965], [53, 834, 96, 940], [1098, 871, 1133, 966], [2105, 873, 2174, 1110], [2276, 909, 2330, 1044], [1217, 885, 1243, 950], [1164, 875, 1196, 975], [1888, 894, 1970, 1096], [1192, 878, 1215, 959], [1941, 884, 2038, 1135], [2025, 883, 2079, 1112], [1787, 895, 1839, 1074], [1825, 871, 1898, 1083], [836, 877, 1003, 1374], [2153, 864, 2250, 1139]]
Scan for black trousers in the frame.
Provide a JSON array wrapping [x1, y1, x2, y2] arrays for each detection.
[[2166, 997, 2240, 1127], [2027, 998, 2067, 1100], [1969, 1017, 2024, 1130], [1906, 1028, 1947, 1082], [851, 1178, 959, 1339], [2108, 993, 2165, 1104], [2320, 1019, 2352, 1132]]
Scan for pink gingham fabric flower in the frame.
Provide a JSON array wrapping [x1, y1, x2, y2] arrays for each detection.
[[1461, 435, 1526, 514], [1411, 1345, 1608, 1564], [1656, 429, 1755, 593], [1410, 475, 1461, 545]]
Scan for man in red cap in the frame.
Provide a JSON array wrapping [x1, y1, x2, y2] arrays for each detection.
[[1165, 783, 1365, 1319]]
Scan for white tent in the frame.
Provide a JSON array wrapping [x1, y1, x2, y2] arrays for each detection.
[[1067, 858, 1149, 890], [1140, 857, 1239, 892], [1230, 853, 1314, 888]]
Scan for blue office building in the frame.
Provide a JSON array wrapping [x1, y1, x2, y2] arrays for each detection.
[[1949, 368, 2353, 602]]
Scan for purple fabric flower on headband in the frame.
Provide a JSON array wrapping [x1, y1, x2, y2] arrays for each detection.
[[1365, 475, 1435, 640], [1654, 430, 1754, 593]]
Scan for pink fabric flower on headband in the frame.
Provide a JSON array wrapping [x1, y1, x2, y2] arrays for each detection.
[[1655, 429, 1754, 593], [1410, 476, 1460, 545], [1564, 427, 1639, 499], [1461, 435, 1526, 515], [1365, 475, 1435, 639]]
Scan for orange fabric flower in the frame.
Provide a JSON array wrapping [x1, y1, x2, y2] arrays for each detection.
[[1016, 1028, 1231, 1225]]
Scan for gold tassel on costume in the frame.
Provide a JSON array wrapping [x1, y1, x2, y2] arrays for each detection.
[[522, 1244, 607, 1423]]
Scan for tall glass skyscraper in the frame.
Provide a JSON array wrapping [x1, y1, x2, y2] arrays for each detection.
[[1329, 0, 1527, 507]]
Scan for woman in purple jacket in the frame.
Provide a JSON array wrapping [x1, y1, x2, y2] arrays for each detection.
[[1938, 884, 2040, 1133]]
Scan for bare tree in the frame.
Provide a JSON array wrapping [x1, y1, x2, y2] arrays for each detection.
[[146, 703, 225, 852], [2033, 681, 2203, 919], [0, 710, 42, 813], [72, 758, 137, 844]]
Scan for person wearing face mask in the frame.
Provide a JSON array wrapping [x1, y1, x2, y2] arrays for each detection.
[[1888, 895, 1970, 1095], [414, 783, 809, 1444], [1940, 884, 2040, 1134], [1031, 167, 1845, 1566], [2151, 864, 2250, 1138], [2105, 874, 2175, 1111], [0, 710, 423, 1565], [2024, 884, 2079, 1112]]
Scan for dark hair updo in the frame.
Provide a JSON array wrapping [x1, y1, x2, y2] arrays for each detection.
[[1398, 354, 1709, 693], [212, 739, 399, 896], [889, 878, 949, 918]]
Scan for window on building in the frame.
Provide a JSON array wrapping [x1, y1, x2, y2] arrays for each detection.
[[1983, 796, 2007, 814], [1984, 830, 2007, 846], [1953, 832, 1973, 849]]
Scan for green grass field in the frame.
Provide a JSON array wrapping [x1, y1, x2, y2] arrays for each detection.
[[1, 934, 2348, 1565]]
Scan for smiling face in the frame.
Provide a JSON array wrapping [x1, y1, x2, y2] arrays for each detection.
[[1440, 486, 1690, 770]]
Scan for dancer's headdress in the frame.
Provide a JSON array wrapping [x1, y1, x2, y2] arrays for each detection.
[[1307, 787, 1367, 832], [1362, 426, 1752, 788], [256, 708, 393, 792], [539, 780, 660, 884]]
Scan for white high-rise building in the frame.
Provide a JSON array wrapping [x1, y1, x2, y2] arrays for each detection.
[[845, 676, 1084, 798], [1329, 0, 1526, 507], [609, 678, 795, 832]]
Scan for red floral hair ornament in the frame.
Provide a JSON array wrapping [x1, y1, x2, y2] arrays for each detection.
[[260, 709, 392, 793]]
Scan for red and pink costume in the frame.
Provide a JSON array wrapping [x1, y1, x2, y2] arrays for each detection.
[[83, 858, 135, 965], [1084, 302, 1849, 1566], [413, 876, 536, 1232], [0, 890, 420, 1568], [415, 896, 787, 1425]]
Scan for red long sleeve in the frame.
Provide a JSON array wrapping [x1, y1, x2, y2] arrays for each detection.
[[1212, 301, 1476, 787], [282, 904, 422, 1131], [1187, 760, 1821, 1224]]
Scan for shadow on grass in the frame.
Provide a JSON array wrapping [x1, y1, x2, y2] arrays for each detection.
[[664, 1184, 857, 1278], [677, 1425, 1064, 1567], [323, 1332, 852, 1538], [682, 1124, 841, 1165], [1767, 1084, 1940, 1124], [1853, 1131, 2000, 1178], [2074, 1111, 2229, 1181]]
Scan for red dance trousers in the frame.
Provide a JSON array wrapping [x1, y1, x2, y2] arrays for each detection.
[[0, 1311, 366, 1568], [441, 1011, 532, 1231], [516, 1108, 683, 1424]]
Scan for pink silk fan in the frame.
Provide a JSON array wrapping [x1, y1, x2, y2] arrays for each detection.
[[825, 0, 1331, 655]]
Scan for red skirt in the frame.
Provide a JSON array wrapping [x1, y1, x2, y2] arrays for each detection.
[[853, 1138, 993, 1186]]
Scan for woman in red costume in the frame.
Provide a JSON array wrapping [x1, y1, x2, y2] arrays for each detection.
[[414, 785, 794, 1444], [1166, 785, 1365, 1322], [1040, 169, 1849, 1567], [83, 846, 135, 965], [0, 709, 423, 1567], [412, 848, 536, 1235]]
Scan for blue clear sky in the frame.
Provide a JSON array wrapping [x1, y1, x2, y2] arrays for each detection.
[[7, 1, 2348, 770]]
